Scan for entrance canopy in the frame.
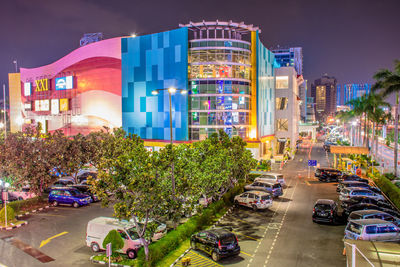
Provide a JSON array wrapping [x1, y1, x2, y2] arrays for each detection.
[[330, 146, 369, 155]]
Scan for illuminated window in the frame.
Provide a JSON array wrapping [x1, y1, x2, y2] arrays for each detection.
[[276, 97, 288, 110], [276, 76, 289, 89], [276, 119, 288, 131]]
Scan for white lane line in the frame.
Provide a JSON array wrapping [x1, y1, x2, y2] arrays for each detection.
[[264, 176, 300, 266]]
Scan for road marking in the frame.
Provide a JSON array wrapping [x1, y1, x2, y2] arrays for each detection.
[[0, 263, 7, 267], [32, 213, 65, 217], [233, 231, 259, 241], [241, 251, 254, 257], [5, 238, 54, 263], [305, 180, 311, 186], [40, 231, 68, 248]]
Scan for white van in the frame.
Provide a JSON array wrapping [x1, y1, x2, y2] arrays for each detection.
[[345, 219, 400, 241], [86, 217, 141, 259], [255, 173, 285, 186]]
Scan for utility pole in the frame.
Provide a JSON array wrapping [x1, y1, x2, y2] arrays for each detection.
[[3, 84, 6, 138]]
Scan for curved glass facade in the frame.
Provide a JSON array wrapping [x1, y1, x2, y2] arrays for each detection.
[[188, 38, 252, 140]]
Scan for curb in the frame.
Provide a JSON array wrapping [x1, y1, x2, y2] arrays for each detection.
[[170, 206, 234, 267], [16, 205, 50, 218], [0, 221, 28, 231], [90, 255, 133, 267]]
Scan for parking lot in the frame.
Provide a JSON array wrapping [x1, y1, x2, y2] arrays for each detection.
[[176, 143, 346, 267]]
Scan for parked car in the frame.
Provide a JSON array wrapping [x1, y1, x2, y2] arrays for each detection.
[[315, 168, 342, 182], [190, 228, 240, 261], [68, 184, 99, 202], [128, 216, 167, 241], [339, 187, 385, 202], [337, 181, 381, 194], [244, 181, 283, 197], [341, 196, 392, 210], [9, 186, 36, 200], [344, 219, 400, 241], [338, 174, 368, 183], [254, 173, 285, 186], [48, 188, 91, 208], [86, 216, 141, 259], [77, 171, 97, 183], [0, 192, 19, 204], [312, 199, 339, 224], [348, 210, 400, 226], [234, 191, 273, 211]]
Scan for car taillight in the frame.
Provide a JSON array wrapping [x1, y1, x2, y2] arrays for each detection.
[[218, 240, 222, 250], [313, 208, 315, 214], [330, 210, 333, 216]]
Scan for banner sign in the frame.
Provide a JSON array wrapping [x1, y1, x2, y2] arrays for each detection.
[[35, 79, 49, 92], [308, 160, 317, 167], [51, 99, 59, 115], [55, 76, 74, 90], [24, 82, 31, 96], [60, 98, 69, 111]]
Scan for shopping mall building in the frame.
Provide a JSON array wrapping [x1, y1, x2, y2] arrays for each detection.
[[8, 21, 297, 159]]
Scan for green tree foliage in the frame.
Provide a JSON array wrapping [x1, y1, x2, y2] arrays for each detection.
[[102, 229, 124, 256], [0, 205, 15, 224]]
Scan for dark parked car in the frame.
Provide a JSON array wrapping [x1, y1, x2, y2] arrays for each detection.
[[68, 184, 99, 202], [190, 228, 240, 261], [48, 188, 91, 208], [338, 174, 368, 183], [77, 172, 97, 183], [343, 203, 382, 218], [337, 181, 380, 194], [341, 196, 392, 210], [244, 181, 283, 197], [315, 168, 342, 182], [312, 199, 339, 224]]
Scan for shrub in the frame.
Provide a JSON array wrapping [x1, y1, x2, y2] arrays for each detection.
[[395, 182, 400, 189], [0, 205, 15, 223], [6, 197, 45, 214], [371, 174, 400, 210], [384, 173, 397, 181], [103, 230, 124, 256]]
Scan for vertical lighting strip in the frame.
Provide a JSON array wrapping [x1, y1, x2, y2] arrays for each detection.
[[250, 31, 258, 139]]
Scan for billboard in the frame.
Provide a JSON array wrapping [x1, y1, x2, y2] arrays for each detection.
[[24, 82, 31, 96], [55, 76, 74, 90], [34, 99, 50, 111], [51, 99, 59, 115], [60, 98, 69, 111]]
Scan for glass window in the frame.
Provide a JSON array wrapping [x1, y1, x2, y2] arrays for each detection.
[[276, 97, 288, 110], [276, 76, 289, 89], [276, 119, 289, 131]]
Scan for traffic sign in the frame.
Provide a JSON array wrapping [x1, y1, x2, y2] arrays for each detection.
[[106, 243, 112, 257], [308, 160, 317, 167]]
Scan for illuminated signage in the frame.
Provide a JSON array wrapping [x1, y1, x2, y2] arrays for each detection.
[[35, 99, 50, 111], [55, 76, 74, 90], [24, 83, 31, 96], [60, 98, 69, 111], [35, 79, 49, 92], [24, 103, 32, 111], [51, 99, 59, 115]]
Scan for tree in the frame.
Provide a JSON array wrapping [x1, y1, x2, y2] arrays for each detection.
[[372, 59, 400, 176], [103, 230, 124, 257]]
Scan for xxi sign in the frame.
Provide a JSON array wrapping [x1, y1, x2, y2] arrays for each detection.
[[35, 79, 49, 92]]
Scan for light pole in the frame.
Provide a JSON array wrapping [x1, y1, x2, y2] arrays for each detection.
[[13, 60, 18, 73], [0, 181, 10, 227], [151, 87, 187, 198], [2, 84, 6, 138]]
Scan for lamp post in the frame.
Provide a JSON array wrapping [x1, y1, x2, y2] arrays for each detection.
[[2, 84, 6, 138], [151, 87, 187, 199], [1, 181, 10, 227]]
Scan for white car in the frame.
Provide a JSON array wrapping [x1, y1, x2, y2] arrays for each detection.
[[9, 187, 36, 200], [339, 187, 385, 202], [255, 173, 286, 186], [128, 216, 167, 241], [234, 191, 273, 211]]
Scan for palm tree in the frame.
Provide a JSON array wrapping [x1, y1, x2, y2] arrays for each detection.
[[347, 96, 368, 146], [372, 60, 400, 176]]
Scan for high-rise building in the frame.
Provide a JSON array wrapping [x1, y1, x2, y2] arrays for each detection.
[[311, 75, 337, 121], [271, 47, 303, 75], [336, 83, 371, 106]]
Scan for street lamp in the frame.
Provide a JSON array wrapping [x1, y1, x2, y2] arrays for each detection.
[[151, 87, 187, 145], [1, 181, 10, 227]]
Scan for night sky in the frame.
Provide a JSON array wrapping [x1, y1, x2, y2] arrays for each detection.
[[1, 0, 400, 99]]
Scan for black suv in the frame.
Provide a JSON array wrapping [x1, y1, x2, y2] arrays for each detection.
[[341, 196, 392, 210], [312, 199, 339, 224], [190, 228, 240, 261], [338, 174, 368, 183], [68, 184, 99, 202]]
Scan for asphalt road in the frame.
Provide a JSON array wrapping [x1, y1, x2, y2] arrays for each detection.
[[177, 142, 347, 267], [0, 202, 114, 267]]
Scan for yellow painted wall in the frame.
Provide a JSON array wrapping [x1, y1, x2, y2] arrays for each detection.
[[250, 31, 258, 139], [8, 73, 22, 133]]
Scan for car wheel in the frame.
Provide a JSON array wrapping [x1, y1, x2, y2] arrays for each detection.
[[127, 249, 137, 259], [52, 201, 58, 207], [190, 240, 197, 250], [252, 205, 258, 211], [211, 251, 220, 262], [73, 202, 80, 208], [91, 242, 100, 252]]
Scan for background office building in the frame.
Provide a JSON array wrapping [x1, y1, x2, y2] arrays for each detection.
[[311, 74, 337, 121], [336, 83, 371, 106]]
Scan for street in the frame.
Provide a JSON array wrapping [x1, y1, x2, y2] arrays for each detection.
[[175, 142, 346, 267], [1, 143, 346, 267]]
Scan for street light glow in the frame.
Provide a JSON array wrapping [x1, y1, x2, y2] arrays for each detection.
[[168, 87, 177, 94], [16, 116, 24, 126], [0, 122, 4, 128], [181, 89, 188, 95], [130, 33, 137, 38], [151, 90, 159, 95], [352, 121, 357, 126]]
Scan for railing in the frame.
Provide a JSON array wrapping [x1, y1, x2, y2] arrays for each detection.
[[344, 241, 375, 267]]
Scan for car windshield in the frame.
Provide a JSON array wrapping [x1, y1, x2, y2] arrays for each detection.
[[126, 227, 139, 240], [315, 204, 331, 211], [273, 184, 281, 189], [348, 213, 362, 220], [69, 190, 81, 196], [261, 195, 271, 200], [277, 175, 284, 180], [220, 234, 236, 245], [346, 222, 362, 234], [342, 188, 350, 194]]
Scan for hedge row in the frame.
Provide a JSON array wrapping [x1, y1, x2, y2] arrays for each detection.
[[5, 196, 47, 214], [136, 183, 244, 266], [369, 173, 400, 210]]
